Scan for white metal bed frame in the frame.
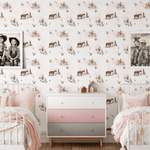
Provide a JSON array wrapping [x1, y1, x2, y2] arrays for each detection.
[[0, 83, 36, 150], [117, 83, 150, 150]]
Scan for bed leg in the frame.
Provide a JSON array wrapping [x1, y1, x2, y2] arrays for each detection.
[[50, 138, 53, 147]]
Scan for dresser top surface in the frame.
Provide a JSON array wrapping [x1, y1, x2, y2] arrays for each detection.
[[47, 92, 106, 97]]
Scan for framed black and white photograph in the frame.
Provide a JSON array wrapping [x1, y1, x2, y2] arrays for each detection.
[[0, 31, 22, 69], [129, 32, 150, 68]]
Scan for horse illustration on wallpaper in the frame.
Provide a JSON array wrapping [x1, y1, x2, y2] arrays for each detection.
[[134, 69, 145, 76], [20, 13, 32, 19], [105, 41, 117, 48], [124, 18, 132, 26], [39, 47, 47, 55], [11, 18, 19, 27], [105, 13, 117, 19], [49, 69, 60, 76], [77, 13, 89, 19], [95, 18, 104, 27], [49, 41, 60, 48], [67, 75, 76, 83], [3, 2, 11, 9], [39, 75, 47, 83], [88, 2, 97, 9], [134, 12, 145, 19], [39, 18, 47, 26], [67, 18, 76, 27], [31, 2, 40, 9], [20, 70, 28, 76], [105, 69, 117, 76], [77, 69, 89, 76], [49, 13, 60, 19], [21, 14, 28, 19], [96, 75, 104, 83], [60, 2, 68, 9], [116, 2, 125, 9], [67, 47, 76, 55], [23, 41, 32, 48], [77, 41, 89, 48], [145, 2, 150, 9], [96, 47, 104, 55]]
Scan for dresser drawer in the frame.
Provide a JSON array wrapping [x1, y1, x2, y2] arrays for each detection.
[[48, 110, 105, 123], [47, 97, 105, 109], [48, 123, 105, 136]]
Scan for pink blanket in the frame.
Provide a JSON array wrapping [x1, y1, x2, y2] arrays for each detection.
[[0, 112, 41, 150], [113, 113, 149, 142]]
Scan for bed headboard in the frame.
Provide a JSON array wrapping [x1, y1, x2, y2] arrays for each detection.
[[117, 83, 150, 113], [0, 83, 36, 115]]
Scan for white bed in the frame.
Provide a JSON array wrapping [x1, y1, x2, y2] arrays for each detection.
[[113, 83, 150, 150], [0, 83, 41, 150]]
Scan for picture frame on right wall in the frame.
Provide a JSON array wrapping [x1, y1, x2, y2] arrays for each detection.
[[129, 32, 150, 68]]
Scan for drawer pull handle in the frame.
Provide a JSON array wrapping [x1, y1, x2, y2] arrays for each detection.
[[60, 129, 63, 132], [90, 102, 94, 104], [60, 102, 63, 104], [60, 115, 63, 118], [90, 115, 93, 118], [90, 129, 94, 132]]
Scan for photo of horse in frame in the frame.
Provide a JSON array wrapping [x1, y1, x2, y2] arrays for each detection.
[[129, 32, 150, 68]]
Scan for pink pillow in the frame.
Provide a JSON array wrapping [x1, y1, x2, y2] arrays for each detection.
[[11, 91, 38, 112], [125, 99, 145, 109]]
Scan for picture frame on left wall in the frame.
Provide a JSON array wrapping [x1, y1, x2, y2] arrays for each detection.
[[0, 31, 23, 69]]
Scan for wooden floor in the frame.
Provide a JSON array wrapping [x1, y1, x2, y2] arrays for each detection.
[[39, 143, 121, 150]]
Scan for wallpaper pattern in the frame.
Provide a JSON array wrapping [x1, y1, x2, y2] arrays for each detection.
[[0, 0, 150, 141]]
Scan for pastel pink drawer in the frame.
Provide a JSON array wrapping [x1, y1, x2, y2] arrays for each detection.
[[48, 110, 105, 123]]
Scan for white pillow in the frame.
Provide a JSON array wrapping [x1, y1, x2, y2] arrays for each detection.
[[122, 93, 148, 110]]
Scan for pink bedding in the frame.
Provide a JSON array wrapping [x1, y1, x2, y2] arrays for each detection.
[[0, 112, 41, 150], [113, 112, 149, 142]]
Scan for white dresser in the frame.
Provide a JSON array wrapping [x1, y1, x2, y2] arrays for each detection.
[[46, 92, 106, 147]]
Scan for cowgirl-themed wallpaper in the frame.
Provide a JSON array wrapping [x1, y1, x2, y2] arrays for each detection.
[[0, 0, 150, 142]]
